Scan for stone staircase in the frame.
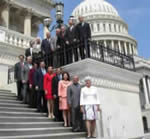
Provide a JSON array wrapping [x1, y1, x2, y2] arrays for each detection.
[[0, 89, 86, 139]]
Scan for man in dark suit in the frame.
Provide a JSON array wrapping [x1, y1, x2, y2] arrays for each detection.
[[21, 56, 33, 104], [34, 61, 47, 112], [25, 40, 35, 58], [58, 25, 68, 66], [52, 68, 63, 121], [41, 32, 54, 67], [14, 55, 24, 101], [76, 16, 91, 59], [65, 19, 78, 63]]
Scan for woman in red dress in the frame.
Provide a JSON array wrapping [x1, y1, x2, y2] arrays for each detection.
[[44, 66, 55, 119]]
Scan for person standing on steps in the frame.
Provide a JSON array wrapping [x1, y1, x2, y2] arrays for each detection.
[[44, 66, 55, 119], [28, 62, 38, 108], [76, 16, 91, 59], [34, 61, 47, 113], [67, 75, 83, 132], [80, 76, 101, 138], [14, 55, 25, 101], [52, 68, 63, 121], [58, 72, 72, 127], [21, 56, 32, 104]]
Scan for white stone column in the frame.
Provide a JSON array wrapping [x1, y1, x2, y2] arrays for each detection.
[[116, 24, 119, 32], [111, 23, 114, 32], [124, 42, 128, 55], [118, 41, 122, 53], [134, 45, 138, 55], [142, 77, 150, 109], [129, 43, 133, 55], [100, 23, 103, 32], [111, 40, 114, 50], [147, 78, 150, 101], [1, 4, 10, 28], [24, 10, 32, 36], [104, 40, 107, 47]]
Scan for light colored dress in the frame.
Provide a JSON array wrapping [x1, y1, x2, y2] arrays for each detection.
[[58, 80, 72, 110], [80, 86, 100, 120]]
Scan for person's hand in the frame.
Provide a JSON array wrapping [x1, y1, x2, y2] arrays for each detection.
[[66, 41, 69, 45], [80, 106, 84, 113], [45, 90, 48, 95], [35, 86, 39, 90], [29, 84, 32, 89], [97, 105, 101, 111], [73, 39, 77, 42], [53, 95, 57, 99], [22, 80, 26, 84]]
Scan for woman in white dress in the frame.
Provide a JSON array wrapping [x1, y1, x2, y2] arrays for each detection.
[[80, 77, 100, 138]]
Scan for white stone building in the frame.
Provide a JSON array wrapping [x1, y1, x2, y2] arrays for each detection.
[[0, 0, 54, 87], [71, 0, 150, 138]]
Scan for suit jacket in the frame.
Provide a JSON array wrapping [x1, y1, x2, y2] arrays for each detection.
[[25, 48, 32, 57], [76, 22, 91, 41], [41, 39, 54, 55], [34, 68, 46, 90], [21, 63, 32, 83], [28, 68, 36, 85], [14, 62, 24, 81], [67, 83, 81, 108], [52, 74, 62, 97], [65, 26, 77, 44]]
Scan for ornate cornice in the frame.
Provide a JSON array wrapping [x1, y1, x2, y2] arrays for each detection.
[[63, 59, 142, 93]]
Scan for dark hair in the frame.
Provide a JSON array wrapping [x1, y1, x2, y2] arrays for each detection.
[[18, 55, 24, 58], [62, 72, 70, 81]]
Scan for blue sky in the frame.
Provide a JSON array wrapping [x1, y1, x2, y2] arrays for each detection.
[[38, 0, 150, 58]]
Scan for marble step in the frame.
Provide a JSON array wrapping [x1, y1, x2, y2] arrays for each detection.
[[0, 121, 64, 129], [0, 116, 53, 122], [0, 111, 47, 117], [0, 132, 86, 139], [0, 107, 37, 112]]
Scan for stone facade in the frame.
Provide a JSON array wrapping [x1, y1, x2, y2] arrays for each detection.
[[63, 59, 144, 138], [0, 0, 54, 87]]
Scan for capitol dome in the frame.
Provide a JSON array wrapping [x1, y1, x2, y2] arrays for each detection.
[[72, 0, 138, 56], [72, 0, 119, 18]]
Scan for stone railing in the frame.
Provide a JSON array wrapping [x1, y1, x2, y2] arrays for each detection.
[[0, 26, 34, 49]]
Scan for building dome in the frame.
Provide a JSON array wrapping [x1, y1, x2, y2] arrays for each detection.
[[72, 0, 119, 18], [72, 0, 138, 56]]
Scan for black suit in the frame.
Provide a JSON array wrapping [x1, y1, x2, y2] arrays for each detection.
[[14, 62, 23, 100], [25, 48, 32, 57], [58, 33, 67, 66], [52, 75, 63, 121], [76, 22, 91, 59], [65, 26, 78, 62], [41, 39, 53, 66], [34, 68, 47, 112]]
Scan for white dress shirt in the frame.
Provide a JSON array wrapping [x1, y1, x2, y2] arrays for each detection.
[[80, 86, 100, 105]]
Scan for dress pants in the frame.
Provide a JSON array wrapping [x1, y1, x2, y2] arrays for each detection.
[[29, 86, 37, 108], [22, 83, 28, 104], [71, 106, 83, 130], [79, 40, 90, 59], [54, 97, 63, 121], [37, 90, 47, 112], [16, 81, 23, 100]]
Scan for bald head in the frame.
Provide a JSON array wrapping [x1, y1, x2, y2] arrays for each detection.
[[73, 76, 79, 84], [79, 16, 84, 23]]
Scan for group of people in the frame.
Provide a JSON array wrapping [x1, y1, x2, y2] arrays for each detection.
[[14, 16, 101, 138], [25, 16, 91, 68]]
